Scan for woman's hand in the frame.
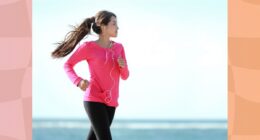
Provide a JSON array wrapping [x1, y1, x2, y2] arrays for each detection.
[[117, 56, 125, 68], [77, 79, 89, 91]]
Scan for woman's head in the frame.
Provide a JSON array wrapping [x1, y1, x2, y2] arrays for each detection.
[[93, 10, 118, 37], [51, 10, 117, 58]]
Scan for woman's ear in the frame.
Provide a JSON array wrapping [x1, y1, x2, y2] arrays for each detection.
[[100, 25, 106, 31]]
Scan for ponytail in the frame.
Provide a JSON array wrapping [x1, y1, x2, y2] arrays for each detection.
[[51, 16, 95, 58]]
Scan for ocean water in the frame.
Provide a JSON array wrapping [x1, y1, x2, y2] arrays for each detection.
[[33, 119, 227, 140]]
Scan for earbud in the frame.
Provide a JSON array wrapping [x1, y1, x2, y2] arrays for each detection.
[[103, 90, 112, 103]]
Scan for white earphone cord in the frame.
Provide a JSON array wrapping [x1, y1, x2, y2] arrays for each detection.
[[104, 41, 116, 103]]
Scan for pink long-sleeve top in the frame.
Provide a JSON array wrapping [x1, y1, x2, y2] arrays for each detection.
[[63, 41, 129, 107]]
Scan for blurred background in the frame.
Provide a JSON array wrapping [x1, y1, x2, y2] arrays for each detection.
[[33, 0, 227, 139]]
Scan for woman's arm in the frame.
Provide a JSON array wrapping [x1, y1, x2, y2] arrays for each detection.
[[63, 42, 88, 86], [118, 46, 129, 80]]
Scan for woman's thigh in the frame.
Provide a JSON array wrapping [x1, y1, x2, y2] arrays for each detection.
[[83, 101, 113, 140]]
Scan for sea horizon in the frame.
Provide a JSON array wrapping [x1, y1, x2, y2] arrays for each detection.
[[33, 118, 227, 129]]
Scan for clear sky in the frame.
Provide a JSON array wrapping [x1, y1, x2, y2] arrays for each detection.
[[33, 0, 227, 120]]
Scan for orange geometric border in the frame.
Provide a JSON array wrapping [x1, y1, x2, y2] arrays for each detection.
[[228, 0, 260, 139]]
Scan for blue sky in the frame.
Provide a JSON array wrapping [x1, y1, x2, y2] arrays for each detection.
[[33, 0, 227, 120]]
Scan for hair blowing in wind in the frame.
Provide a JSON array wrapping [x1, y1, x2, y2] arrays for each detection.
[[51, 10, 116, 59]]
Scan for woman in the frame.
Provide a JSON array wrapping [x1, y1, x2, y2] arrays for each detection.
[[51, 10, 129, 140]]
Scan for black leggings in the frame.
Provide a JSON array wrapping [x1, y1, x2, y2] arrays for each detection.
[[83, 101, 116, 140]]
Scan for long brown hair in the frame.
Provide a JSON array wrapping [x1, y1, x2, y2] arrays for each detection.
[[51, 10, 116, 59]]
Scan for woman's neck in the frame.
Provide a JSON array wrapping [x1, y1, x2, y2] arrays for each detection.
[[96, 36, 111, 48]]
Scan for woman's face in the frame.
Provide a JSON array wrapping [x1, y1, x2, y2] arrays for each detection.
[[102, 16, 119, 37]]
